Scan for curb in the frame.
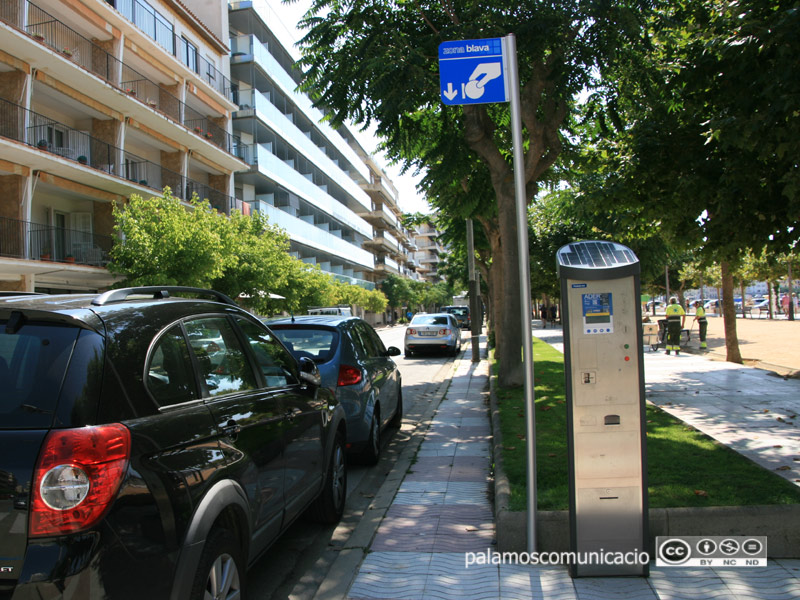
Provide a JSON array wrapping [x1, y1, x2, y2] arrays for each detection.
[[489, 372, 800, 558]]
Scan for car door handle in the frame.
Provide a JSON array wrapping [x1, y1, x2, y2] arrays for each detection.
[[285, 407, 303, 420], [220, 420, 241, 437]]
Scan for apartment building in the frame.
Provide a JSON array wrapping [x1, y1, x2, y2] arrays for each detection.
[[413, 220, 443, 283], [0, 0, 245, 293], [228, 0, 380, 290], [349, 148, 421, 284]]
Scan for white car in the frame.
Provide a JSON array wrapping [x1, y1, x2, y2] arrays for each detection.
[[404, 313, 462, 357]]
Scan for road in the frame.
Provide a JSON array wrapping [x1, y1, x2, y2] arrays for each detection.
[[247, 325, 463, 599]]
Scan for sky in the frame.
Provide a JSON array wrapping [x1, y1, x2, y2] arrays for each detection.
[[261, 0, 432, 215]]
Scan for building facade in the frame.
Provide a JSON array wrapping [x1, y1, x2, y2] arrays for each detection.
[[229, 0, 379, 290], [0, 0, 245, 293], [413, 221, 443, 283]]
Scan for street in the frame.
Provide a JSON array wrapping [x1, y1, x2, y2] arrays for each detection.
[[247, 325, 464, 599]]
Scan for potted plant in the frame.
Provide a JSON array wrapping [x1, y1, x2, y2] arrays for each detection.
[[139, 179, 148, 186], [62, 47, 73, 57], [126, 88, 136, 96], [40, 248, 51, 260], [194, 126, 203, 134], [205, 132, 214, 139], [64, 254, 75, 263], [37, 139, 48, 150], [31, 32, 45, 42], [77, 155, 88, 165]]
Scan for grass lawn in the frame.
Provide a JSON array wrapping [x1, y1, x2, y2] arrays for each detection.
[[495, 337, 800, 511]]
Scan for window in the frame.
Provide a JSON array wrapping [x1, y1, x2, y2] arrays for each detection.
[[147, 325, 197, 406], [236, 319, 298, 387], [179, 36, 198, 73], [184, 318, 257, 397], [353, 322, 381, 358]]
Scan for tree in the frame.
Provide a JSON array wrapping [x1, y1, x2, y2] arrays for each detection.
[[578, 0, 800, 362], [109, 189, 231, 287], [296, 0, 656, 386]]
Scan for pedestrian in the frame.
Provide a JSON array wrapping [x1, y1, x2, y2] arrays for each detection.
[[549, 304, 558, 327], [693, 300, 707, 350], [665, 296, 685, 355], [781, 294, 790, 317]]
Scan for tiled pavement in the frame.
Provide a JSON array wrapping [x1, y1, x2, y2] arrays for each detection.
[[343, 331, 800, 600]]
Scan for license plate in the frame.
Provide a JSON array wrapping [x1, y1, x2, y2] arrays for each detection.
[[419, 331, 437, 336]]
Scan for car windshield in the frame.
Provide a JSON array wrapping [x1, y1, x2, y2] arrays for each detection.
[[272, 327, 339, 364], [446, 307, 469, 316], [411, 315, 449, 326]]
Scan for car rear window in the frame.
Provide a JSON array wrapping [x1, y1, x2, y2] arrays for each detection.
[[0, 321, 82, 428], [271, 327, 339, 364], [446, 307, 469, 316], [411, 315, 449, 326]]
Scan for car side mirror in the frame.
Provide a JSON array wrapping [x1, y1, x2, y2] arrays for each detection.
[[385, 346, 401, 357], [298, 356, 321, 386]]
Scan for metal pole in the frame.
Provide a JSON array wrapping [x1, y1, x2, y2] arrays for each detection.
[[466, 219, 480, 362], [505, 33, 537, 553], [789, 257, 795, 321]]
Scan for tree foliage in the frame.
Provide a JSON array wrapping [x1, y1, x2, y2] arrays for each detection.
[[109, 190, 388, 315], [296, 0, 657, 386]]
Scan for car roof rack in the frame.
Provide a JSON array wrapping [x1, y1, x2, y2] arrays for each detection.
[[92, 286, 237, 307]]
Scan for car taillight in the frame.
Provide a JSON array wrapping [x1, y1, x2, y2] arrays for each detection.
[[337, 364, 363, 387], [439, 328, 451, 335], [407, 328, 416, 335], [30, 424, 131, 537]]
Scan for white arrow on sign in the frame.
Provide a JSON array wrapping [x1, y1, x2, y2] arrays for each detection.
[[443, 82, 458, 101], [463, 62, 502, 100]]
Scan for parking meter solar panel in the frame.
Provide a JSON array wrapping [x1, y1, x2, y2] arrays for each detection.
[[557, 241, 648, 578]]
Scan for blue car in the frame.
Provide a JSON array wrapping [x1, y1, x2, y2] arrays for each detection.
[[267, 315, 402, 465]]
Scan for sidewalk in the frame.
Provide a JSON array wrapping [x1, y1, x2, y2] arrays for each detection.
[[338, 330, 800, 600]]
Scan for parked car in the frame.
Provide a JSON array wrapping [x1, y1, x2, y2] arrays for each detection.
[[0, 287, 346, 600], [267, 315, 402, 465], [307, 305, 352, 316], [442, 305, 471, 328], [404, 313, 462, 357]]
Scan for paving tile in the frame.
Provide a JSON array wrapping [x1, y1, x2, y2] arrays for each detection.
[[648, 567, 735, 599], [500, 565, 578, 600], [424, 554, 500, 600], [573, 575, 658, 600]]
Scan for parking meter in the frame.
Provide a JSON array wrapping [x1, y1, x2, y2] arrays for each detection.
[[556, 241, 648, 577]]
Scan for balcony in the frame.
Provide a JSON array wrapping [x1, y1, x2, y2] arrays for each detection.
[[0, 0, 242, 157], [375, 256, 400, 274], [0, 216, 112, 266], [249, 201, 374, 270], [237, 88, 371, 210], [244, 143, 373, 239], [230, 33, 370, 184], [112, 0, 235, 102], [0, 98, 242, 215]]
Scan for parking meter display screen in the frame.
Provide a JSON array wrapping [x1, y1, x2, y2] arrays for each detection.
[[582, 293, 613, 334]]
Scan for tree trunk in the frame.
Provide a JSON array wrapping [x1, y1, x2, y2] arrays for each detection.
[[494, 186, 524, 387], [720, 261, 743, 364]]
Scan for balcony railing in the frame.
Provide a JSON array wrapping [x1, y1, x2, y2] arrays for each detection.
[[0, 97, 242, 216], [0, 0, 241, 155], [0, 216, 113, 266], [114, 0, 236, 102]]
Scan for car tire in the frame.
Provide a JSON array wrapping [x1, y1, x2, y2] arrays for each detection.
[[190, 527, 246, 600], [360, 409, 381, 466], [389, 387, 403, 428], [307, 432, 347, 524]]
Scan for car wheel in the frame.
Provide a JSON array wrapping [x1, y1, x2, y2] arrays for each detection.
[[190, 528, 245, 600], [307, 432, 347, 524], [360, 409, 381, 465], [389, 387, 403, 428]]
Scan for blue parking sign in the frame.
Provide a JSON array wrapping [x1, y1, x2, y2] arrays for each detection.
[[439, 38, 508, 106]]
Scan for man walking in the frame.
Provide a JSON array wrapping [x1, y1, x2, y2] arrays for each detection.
[[665, 297, 685, 355], [693, 300, 708, 350]]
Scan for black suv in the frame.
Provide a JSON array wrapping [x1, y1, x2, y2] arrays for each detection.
[[0, 287, 347, 600]]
